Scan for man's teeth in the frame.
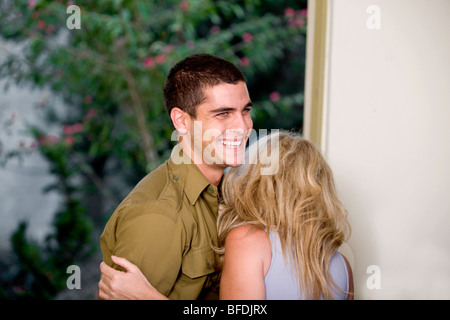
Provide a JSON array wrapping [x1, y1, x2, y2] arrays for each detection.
[[222, 140, 242, 148]]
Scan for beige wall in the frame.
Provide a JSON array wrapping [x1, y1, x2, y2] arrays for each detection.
[[306, 0, 450, 299]]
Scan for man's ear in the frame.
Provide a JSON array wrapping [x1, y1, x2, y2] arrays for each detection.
[[170, 108, 189, 134]]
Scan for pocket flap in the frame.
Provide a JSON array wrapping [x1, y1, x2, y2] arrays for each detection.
[[182, 247, 216, 279]]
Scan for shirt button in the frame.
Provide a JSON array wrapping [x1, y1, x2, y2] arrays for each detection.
[[173, 174, 179, 180], [207, 186, 215, 194], [206, 262, 212, 269]]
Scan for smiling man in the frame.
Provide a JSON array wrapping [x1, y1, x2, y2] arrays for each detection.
[[99, 54, 253, 300], [171, 81, 253, 184]]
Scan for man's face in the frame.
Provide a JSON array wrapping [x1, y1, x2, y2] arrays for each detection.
[[186, 81, 253, 172]]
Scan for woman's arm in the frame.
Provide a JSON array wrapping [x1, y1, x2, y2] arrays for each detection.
[[98, 255, 168, 300], [219, 225, 272, 300]]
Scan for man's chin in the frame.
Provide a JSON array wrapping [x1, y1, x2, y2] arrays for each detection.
[[224, 163, 241, 168], [222, 156, 246, 167]]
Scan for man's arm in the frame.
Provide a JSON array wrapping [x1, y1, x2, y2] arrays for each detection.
[[110, 208, 184, 297], [99, 255, 168, 300]]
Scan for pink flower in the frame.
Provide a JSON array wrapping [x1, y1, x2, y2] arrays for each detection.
[[210, 25, 221, 35], [289, 18, 306, 28], [179, 1, 189, 11], [13, 286, 26, 294], [284, 7, 295, 18], [63, 125, 73, 135], [65, 136, 75, 146], [39, 135, 60, 146], [269, 91, 281, 102], [163, 44, 175, 53], [155, 54, 166, 64], [37, 20, 46, 30], [47, 135, 59, 143], [28, 0, 37, 9], [86, 108, 96, 118], [240, 57, 250, 67], [300, 8, 308, 17], [46, 24, 55, 34], [143, 57, 155, 68], [63, 123, 83, 135], [72, 122, 84, 133], [242, 32, 253, 43]]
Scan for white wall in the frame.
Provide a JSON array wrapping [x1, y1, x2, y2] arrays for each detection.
[[0, 39, 62, 251], [324, 0, 450, 299]]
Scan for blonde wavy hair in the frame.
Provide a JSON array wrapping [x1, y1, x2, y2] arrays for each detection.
[[215, 130, 351, 299]]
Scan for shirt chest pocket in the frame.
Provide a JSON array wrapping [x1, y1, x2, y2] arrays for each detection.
[[182, 246, 216, 279]]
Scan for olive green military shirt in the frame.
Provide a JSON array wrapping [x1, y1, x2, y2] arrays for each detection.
[[99, 153, 220, 300]]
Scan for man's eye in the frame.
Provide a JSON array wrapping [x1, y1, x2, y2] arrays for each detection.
[[217, 112, 229, 117]]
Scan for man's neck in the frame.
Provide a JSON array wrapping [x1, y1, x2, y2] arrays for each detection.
[[177, 141, 224, 186], [194, 162, 224, 187]]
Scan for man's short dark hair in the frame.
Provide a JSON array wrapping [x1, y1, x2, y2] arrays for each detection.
[[163, 54, 246, 120]]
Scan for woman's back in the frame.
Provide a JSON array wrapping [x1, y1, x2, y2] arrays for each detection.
[[264, 232, 350, 300]]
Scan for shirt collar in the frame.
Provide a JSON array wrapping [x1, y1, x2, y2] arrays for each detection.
[[167, 150, 214, 205]]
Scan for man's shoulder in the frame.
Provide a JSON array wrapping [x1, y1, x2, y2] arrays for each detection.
[[115, 160, 184, 222], [134, 160, 170, 198]]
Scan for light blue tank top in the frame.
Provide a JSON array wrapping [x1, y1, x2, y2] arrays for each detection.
[[264, 232, 349, 300]]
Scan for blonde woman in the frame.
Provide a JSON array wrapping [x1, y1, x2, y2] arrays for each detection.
[[99, 131, 353, 300]]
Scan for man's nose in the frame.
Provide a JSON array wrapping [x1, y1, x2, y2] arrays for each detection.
[[230, 113, 252, 135]]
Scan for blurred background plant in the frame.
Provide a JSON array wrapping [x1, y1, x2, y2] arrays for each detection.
[[0, 0, 307, 299]]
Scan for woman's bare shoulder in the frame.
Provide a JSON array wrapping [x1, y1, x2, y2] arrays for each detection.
[[226, 225, 269, 243], [225, 225, 271, 274]]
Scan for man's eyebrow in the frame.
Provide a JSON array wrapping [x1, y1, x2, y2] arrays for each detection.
[[209, 102, 253, 114], [210, 107, 235, 114]]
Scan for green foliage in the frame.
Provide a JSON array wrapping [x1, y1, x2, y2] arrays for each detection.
[[8, 203, 94, 299], [0, 0, 307, 299], [2, 126, 96, 299]]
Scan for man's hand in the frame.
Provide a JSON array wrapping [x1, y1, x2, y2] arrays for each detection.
[[98, 255, 168, 300]]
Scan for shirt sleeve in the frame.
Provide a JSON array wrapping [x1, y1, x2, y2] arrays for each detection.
[[111, 203, 185, 297]]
